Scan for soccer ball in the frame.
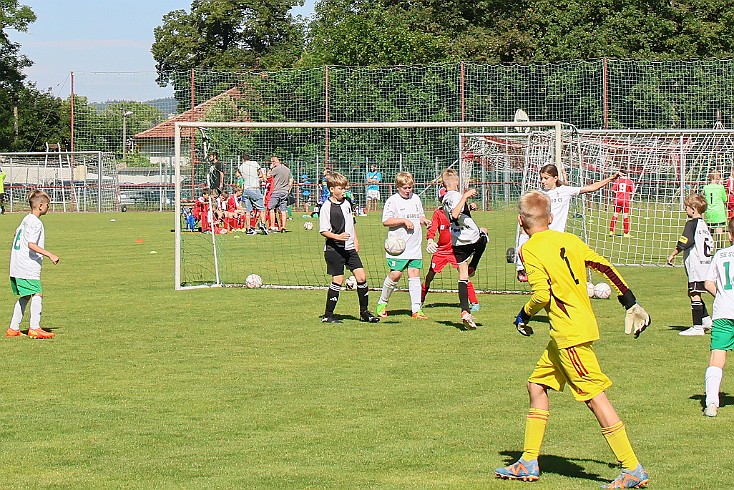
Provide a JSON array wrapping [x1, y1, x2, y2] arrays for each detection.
[[384, 236, 407, 256], [593, 282, 612, 299], [586, 282, 595, 298], [245, 274, 263, 289], [345, 276, 357, 290], [304, 221, 314, 230]]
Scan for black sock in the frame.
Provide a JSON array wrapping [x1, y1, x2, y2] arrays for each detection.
[[703, 302, 710, 318], [325, 282, 341, 316], [357, 281, 369, 313], [459, 280, 470, 312], [692, 300, 704, 326]]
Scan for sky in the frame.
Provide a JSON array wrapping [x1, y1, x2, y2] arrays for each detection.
[[13, 0, 316, 103]]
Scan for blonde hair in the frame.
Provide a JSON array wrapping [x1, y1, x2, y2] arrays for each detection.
[[395, 171, 414, 187], [326, 172, 349, 189], [441, 168, 459, 185], [710, 171, 722, 182], [685, 193, 707, 214], [519, 190, 551, 229], [28, 189, 50, 210]]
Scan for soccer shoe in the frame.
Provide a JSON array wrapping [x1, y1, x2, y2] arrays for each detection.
[[461, 311, 477, 330], [679, 326, 705, 336], [703, 402, 718, 417], [320, 315, 343, 324], [245, 228, 257, 235], [703, 316, 713, 331], [411, 310, 428, 320], [517, 269, 528, 282], [27, 328, 55, 339], [495, 458, 540, 482], [360, 311, 380, 323], [376, 303, 388, 318], [609, 230, 614, 236], [470, 302, 481, 312], [624, 233, 631, 237], [601, 464, 649, 489], [5, 328, 24, 337]]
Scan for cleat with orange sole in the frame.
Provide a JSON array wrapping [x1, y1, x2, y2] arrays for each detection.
[[28, 328, 55, 339], [411, 310, 428, 320], [5, 328, 24, 337], [495, 458, 540, 482]]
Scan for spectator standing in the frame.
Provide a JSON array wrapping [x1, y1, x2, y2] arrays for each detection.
[[268, 156, 294, 233], [207, 151, 224, 197], [238, 153, 269, 235], [366, 164, 382, 213]]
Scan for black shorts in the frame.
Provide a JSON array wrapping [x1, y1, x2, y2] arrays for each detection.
[[453, 232, 488, 264], [325, 246, 363, 276], [688, 281, 706, 294]]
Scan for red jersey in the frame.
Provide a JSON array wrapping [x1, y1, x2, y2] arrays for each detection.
[[427, 208, 454, 255], [226, 194, 239, 212], [612, 176, 635, 203], [726, 176, 734, 194], [193, 197, 206, 220]]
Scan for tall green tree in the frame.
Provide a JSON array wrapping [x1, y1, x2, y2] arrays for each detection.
[[0, 0, 35, 91], [152, 0, 305, 108]]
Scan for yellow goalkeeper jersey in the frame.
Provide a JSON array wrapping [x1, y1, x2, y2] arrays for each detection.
[[520, 229, 630, 348]]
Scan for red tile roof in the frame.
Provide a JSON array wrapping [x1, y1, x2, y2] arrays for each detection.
[[134, 87, 245, 139]]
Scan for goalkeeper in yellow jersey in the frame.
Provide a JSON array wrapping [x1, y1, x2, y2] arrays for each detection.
[[495, 190, 651, 489]]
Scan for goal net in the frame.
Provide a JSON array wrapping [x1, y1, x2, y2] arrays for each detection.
[[0, 151, 117, 212], [173, 121, 562, 291], [463, 129, 734, 271]]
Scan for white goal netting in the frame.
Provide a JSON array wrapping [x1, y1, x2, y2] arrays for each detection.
[[173, 121, 562, 291]]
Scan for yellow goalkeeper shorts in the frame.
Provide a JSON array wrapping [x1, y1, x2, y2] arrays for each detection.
[[528, 340, 612, 402]]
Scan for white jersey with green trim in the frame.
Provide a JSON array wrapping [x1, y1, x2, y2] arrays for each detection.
[[10, 213, 45, 280], [705, 245, 734, 320], [382, 192, 424, 260]]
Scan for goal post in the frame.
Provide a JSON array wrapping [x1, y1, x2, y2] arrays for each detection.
[[173, 120, 563, 291]]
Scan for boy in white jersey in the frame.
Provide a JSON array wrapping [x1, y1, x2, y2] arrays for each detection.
[[667, 193, 714, 336], [6, 190, 60, 339], [375, 172, 431, 319], [515, 163, 620, 282], [319, 172, 379, 324], [441, 169, 488, 329], [702, 217, 734, 417]]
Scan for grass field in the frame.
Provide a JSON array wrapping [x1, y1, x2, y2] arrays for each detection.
[[1, 211, 731, 488]]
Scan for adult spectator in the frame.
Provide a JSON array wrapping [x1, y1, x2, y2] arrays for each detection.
[[238, 153, 269, 235], [268, 156, 294, 232], [366, 164, 382, 213], [207, 151, 224, 197]]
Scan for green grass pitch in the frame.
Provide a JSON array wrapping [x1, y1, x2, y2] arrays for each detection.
[[0, 211, 731, 488]]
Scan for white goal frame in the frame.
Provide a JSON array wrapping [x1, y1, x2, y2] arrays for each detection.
[[173, 121, 563, 290]]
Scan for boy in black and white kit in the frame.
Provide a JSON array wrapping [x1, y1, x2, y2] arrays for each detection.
[[319, 172, 380, 324], [667, 193, 714, 336], [441, 169, 488, 329]]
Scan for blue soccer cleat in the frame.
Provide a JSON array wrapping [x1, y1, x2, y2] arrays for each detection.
[[495, 458, 540, 482], [601, 464, 649, 488]]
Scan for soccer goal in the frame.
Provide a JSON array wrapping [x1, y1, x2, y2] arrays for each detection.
[[461, 129, 734, 269], [173, 121, 563, 291]]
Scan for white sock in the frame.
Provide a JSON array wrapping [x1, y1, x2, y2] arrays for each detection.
[[379, 277, 398, 305], [705, 366, 723, 407], [9, 296, 29, 330], [408, 276, 422, 313], [29, 295, 42, 329]]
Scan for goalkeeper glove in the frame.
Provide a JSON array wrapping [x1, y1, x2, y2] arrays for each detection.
[[426, 238, 438, 254], [618, 290, 651, 339], [514, 307, 533, 336]]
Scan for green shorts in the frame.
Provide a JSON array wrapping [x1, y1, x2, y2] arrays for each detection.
[[10, 277, 42, 297], [386, 258, 423, 272], [711, 319, 734, 351]]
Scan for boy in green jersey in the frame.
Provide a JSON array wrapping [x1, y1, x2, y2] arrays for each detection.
[[703, 171, 727, 248]]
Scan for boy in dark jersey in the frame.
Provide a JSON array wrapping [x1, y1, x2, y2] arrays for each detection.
[[318, 172, 379, 324]]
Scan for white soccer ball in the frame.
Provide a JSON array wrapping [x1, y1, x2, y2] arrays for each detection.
[[593, 282, 612, 299], [345, 276, 357, 290], [303, 221, 314, 230], [245, 274, 263, 289], [587, 281, 595, 298], [384, 236, 407, 256]]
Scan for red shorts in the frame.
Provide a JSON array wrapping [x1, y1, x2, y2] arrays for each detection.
[[613, 201, 630, 214], [430, 251, 458, 273]]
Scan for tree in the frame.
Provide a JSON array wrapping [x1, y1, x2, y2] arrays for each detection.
[[0, 0, 36, 92], [152, 0, 305, 101]]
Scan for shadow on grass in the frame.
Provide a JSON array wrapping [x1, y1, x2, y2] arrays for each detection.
[[498, 450, 614, 483], [435, 319, 484, 331], [669, 325, 702, 332], [689, 392, 734, 408]]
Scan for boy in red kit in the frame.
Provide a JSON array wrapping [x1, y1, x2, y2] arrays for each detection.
[[609, 171, 635, 236], [422, 191, 481, 312]]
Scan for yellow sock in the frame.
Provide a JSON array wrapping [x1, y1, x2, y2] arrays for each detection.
[[521, 408, 549, 461], [601, 421, 639, 470]]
